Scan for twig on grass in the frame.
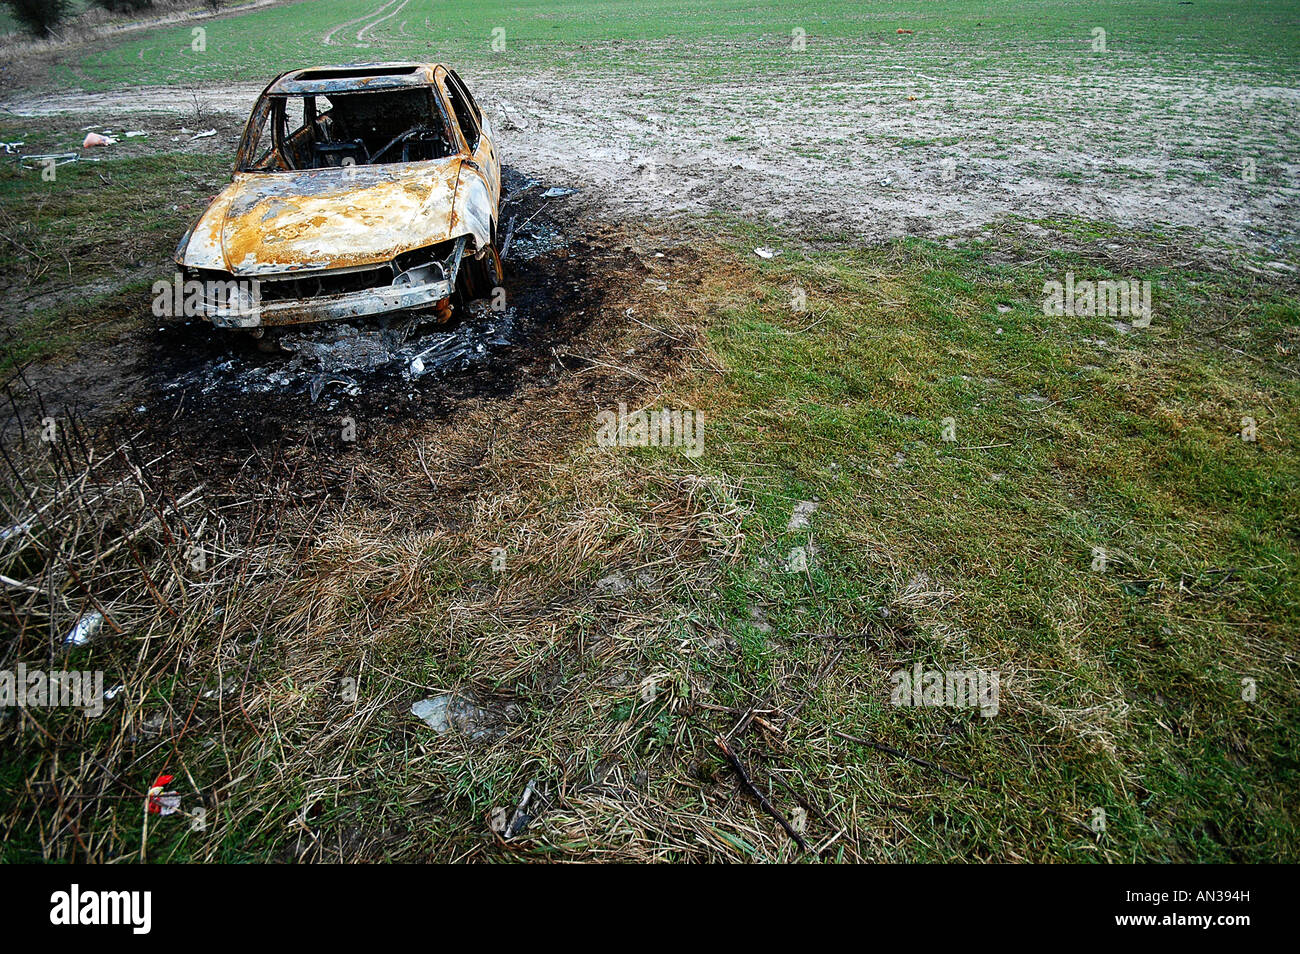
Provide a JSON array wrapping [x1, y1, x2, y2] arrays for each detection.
[[715, 733, 810, 853], [833, 729, 975, 785]]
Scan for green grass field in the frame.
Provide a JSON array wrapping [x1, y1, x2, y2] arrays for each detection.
[[35, 0, 1300, 91], [1, 136, 1296, 858], [0, 0, 1297, 862]]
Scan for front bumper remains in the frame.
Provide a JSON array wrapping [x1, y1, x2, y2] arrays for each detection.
[[204, 237, 467, 329]]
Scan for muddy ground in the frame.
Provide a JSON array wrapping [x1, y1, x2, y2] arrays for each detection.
[[5, 65, 1297, 253]]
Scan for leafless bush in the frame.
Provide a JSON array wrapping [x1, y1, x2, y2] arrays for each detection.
[[2, 0, 70, 36]]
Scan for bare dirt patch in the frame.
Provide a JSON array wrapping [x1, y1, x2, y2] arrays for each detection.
[[7, 62, 1297, 252]]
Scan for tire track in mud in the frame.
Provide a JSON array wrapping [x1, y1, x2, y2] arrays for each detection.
[[321, 0, 403, 46], [356, 0, 413, 43]]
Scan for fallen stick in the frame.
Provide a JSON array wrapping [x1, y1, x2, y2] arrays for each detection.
[[833, 730, 975, 785], [715, 734, 810, 853]]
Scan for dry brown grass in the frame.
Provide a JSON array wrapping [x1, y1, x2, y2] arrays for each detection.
[[1, 232, 828, 862], [9, 211, 1294, 863]]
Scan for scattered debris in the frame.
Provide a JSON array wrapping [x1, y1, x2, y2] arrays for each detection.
[[411, 693, 512, 740], [507, 220, 567, 260], [64, 610, 104, 648], [146, 774, 181, 815], [490, 778, 541, 839], [19, 152, 79, 171], [164, 309, 517, 400], [541, 186, 577, 198], [82, 133, 117, 148], [405, 308, 515, 376], [284, 324, 397, 373], [833, 729, 976, 784], [754, 247, 781, 259], [308, 373, 360, 403], [715, 734, 810, 853], [497, 100, 530, 130], [187, 128, 217, 142], [0, 519, 32, 543]]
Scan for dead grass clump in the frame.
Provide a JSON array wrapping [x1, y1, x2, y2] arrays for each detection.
[[0, 379, 314, 860], [1, 231, 788, 860]]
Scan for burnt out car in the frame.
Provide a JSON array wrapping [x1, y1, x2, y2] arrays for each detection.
[[173, 63, 502, 331]]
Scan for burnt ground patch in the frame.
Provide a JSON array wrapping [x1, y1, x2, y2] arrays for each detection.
[[5, 167, 692, 509], [138, 172, 613, 439]]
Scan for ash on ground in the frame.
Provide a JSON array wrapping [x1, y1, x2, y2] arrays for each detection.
[[160, 302, 517, 405], [152, 168, 567, 408]]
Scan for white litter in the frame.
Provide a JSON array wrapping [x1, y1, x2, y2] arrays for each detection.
[[65, 610, 104, 647]]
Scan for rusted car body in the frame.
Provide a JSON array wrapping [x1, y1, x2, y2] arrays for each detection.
[[173, 63, 502, 329]]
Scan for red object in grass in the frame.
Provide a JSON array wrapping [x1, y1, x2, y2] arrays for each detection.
[[897, 29, 914, 34], [146, 774, 175, 814]]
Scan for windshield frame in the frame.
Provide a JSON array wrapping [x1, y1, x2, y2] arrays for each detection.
[[234, 85, 460, 174]]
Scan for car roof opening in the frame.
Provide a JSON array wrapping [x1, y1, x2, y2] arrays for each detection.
[[294, 65, 421, 81]]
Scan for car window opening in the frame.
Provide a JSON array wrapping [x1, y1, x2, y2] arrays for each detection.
[[238, 88, 456, 172], [442, 75, 480, 151]]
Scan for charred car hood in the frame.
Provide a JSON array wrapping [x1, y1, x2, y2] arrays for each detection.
[[183, 159, 468, 275]]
